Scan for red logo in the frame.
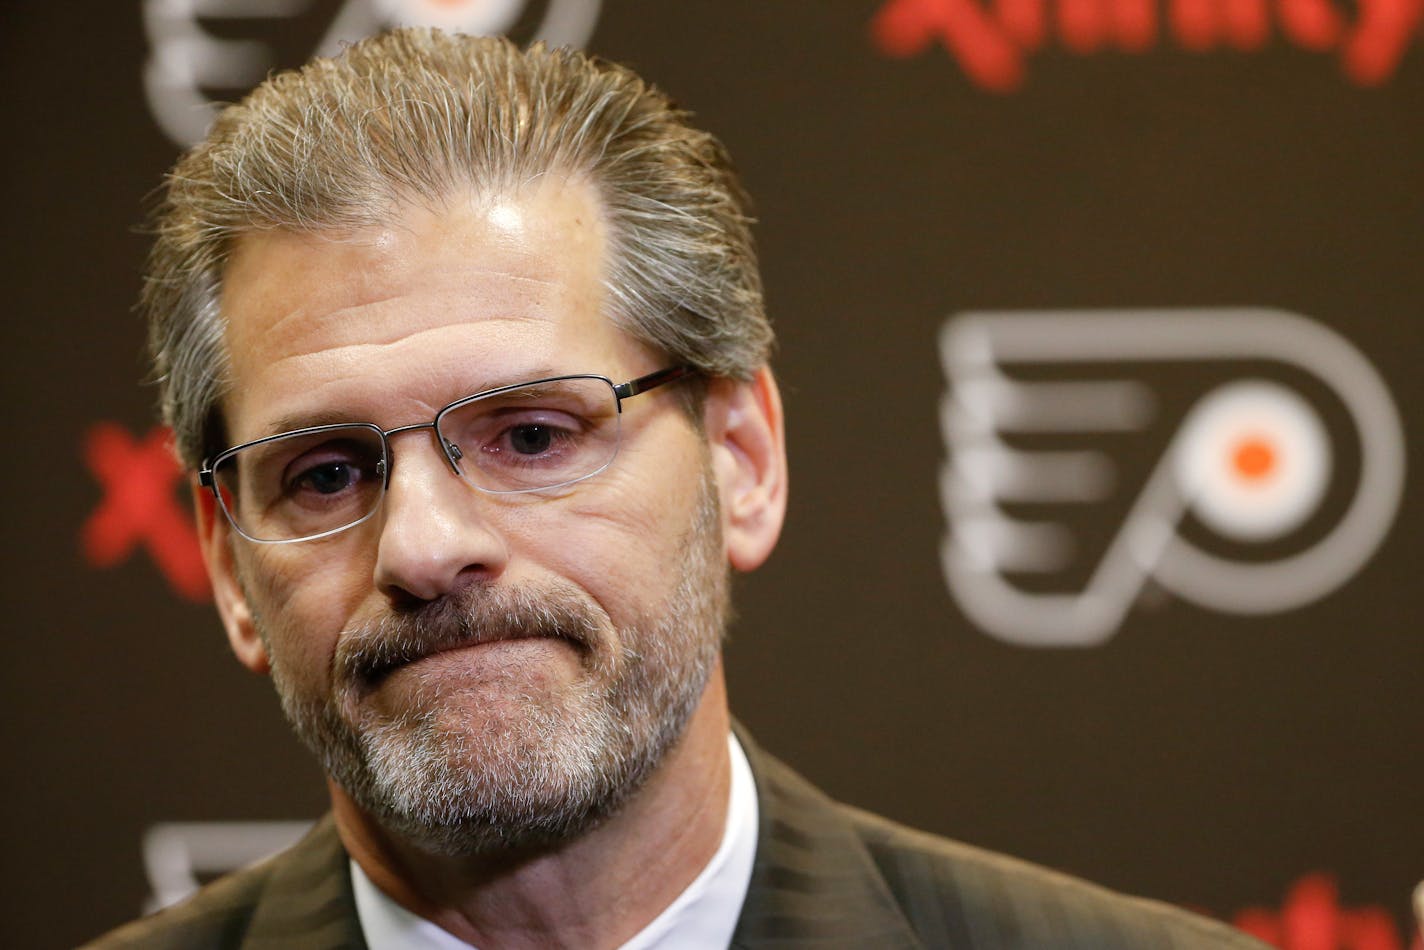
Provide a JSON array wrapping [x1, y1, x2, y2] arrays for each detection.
[[82, 424, 210, 602], [1233, 874, 1422, 950], [871, 0, 1423, 91]]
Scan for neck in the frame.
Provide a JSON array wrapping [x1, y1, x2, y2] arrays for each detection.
[[332, 667, 733, 950]]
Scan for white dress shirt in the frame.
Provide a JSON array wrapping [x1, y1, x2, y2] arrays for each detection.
[[351, 733, 759, 949]]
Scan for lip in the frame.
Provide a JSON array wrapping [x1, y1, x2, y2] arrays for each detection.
[[339, 594, 600, 691], [412, 634, 550, 664], [362, 632, 563, 686]]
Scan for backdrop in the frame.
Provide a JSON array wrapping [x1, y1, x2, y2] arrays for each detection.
[[2, 3, 1420, 947]]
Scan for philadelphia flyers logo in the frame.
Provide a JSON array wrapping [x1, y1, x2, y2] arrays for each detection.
[[939, 308, 1405, 646]]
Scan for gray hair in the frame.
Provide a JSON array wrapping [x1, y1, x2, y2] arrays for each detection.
[[144, 28, 772, 467]]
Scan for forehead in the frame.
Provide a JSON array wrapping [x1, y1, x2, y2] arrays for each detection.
[[218, 179, 637, 439]]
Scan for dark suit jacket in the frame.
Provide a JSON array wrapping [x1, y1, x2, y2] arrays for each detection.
[[86, 735, 1266, 949]]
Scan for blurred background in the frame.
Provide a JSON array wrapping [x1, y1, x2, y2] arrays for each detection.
[[1, 2, 1420, 947]]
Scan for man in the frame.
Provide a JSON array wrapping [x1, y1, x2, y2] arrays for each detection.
[[90, 28, 1265, 949]]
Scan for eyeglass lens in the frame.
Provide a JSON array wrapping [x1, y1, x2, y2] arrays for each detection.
[[212, 377, 623, 542]]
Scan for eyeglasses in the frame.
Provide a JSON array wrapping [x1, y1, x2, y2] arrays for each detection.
[[198, 366, 695, 544]]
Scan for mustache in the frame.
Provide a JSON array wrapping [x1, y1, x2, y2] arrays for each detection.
[[335, 583, 603, 687]]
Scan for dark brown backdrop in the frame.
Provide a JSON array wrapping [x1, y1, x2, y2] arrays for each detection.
[[1, 3, 1419, 947]]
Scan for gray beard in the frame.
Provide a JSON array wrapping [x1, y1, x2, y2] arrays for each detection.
[[264, 476, 727, 857]]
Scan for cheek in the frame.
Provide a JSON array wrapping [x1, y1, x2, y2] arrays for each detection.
[[241, 544, 372, 679], [522, 439, 710, 618]]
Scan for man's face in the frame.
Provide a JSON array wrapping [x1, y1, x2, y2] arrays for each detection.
[[207, 178, 728, 855]]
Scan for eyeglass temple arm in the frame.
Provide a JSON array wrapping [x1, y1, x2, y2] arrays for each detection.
[[613, 365, 696, 402]]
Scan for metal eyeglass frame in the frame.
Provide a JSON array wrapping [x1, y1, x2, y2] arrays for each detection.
[[198, 365, 696, 544]]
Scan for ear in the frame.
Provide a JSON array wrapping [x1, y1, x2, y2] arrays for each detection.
[[194, 484, 270, 674], [704, 366, 788, 572]]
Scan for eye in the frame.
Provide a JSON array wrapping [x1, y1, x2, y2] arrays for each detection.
[[294, 460, 358, 495], [278, 438, 381, 500], [437, 378, 619, 491], [507, 423, 558, 456]]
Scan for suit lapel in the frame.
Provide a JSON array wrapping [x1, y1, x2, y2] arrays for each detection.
[[731, 729, 925, 949], [241, 815, 368, 949]]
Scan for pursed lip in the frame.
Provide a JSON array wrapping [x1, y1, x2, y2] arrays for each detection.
[[336, 587, 602, 691], [359, 628, 554, 686]]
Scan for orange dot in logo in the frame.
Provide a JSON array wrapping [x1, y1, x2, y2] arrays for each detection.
[[1231, 436, 1277, 481]]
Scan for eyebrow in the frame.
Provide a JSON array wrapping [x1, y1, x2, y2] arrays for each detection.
[[262, 409, 363, 438], [257, 367, 576, 437]]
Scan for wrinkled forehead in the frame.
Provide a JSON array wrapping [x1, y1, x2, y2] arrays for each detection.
[[214, 179, 644, 438], [221, 181, 609, 356]]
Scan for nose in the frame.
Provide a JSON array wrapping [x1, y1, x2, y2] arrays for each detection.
[[373, 430, 509, 604]]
